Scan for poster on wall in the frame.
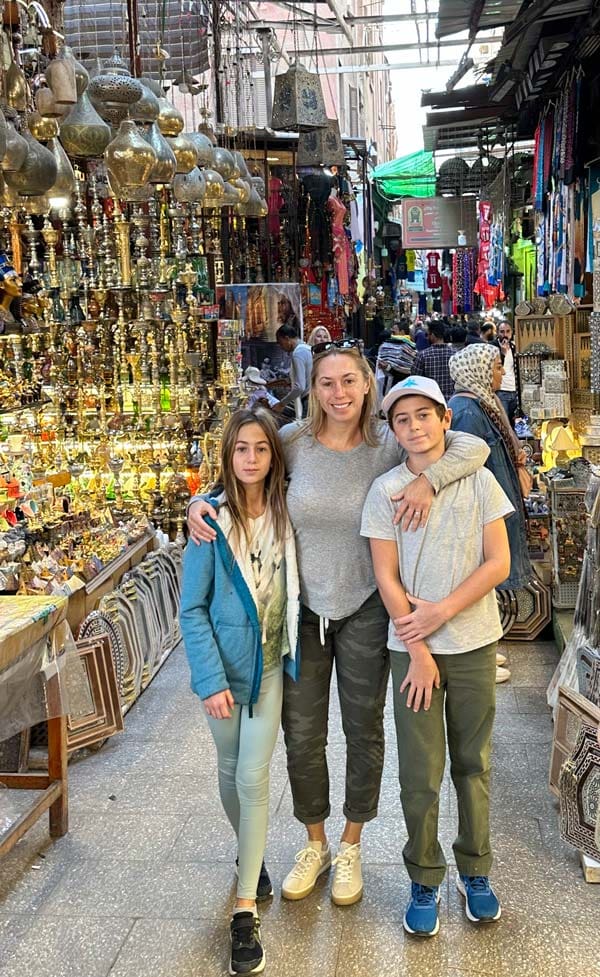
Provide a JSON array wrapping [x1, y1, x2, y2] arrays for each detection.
[[402, 197, 478, 249], [216, 282, 304, 375]]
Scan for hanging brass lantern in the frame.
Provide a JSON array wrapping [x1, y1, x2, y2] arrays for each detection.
[[297, 118, 345, 167], [29, 112, 60, 141], [0, 108, 7, 162], [203, 168, 225, 203], [2, 122, 28, 172], [108, 171, 154, 203], [60, 91, 112, 158], [167, 132, 197, 174], [130, 82, 160, 124], [88, 51, 143, 124], [156, 97, 184, 137], [47, 137, 75, 206], [5, 130, 58, 196], [271, 62, 328, 132], [221, 182, 241, 207], [233, 150, 251, 179], [173, 167, 206, 204], [104, 119, 157, 190], [6, 61, 27, 112], [189, 131, 214, 167], [45, 46, 78, 106], [238, 187, 268, 218], [232, 178, 250, 204], [145, 122, 176, 184], [211, 147, 236, 181], [35, 87, 63, 118]]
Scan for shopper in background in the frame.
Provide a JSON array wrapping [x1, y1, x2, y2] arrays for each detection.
[[493, 320, 520, 426], [308, 325, 332, 348], [411, 320, 455, 401], [450, 325, 467, 352], [363, 376, 511, 936], [449, 344, 533, 684], [413, 320, 429, 351], [481, 321, 496, 342], [187, 342, 489, 910], [375, 322, 417, 401], [274, 323, 313, 418], [465, 321, 483, 345], [180, 408, 300, 976]]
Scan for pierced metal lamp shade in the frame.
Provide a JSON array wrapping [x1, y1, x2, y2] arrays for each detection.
[[297, 118, 345, 167], [271, 62, 328, 132], [59, 91, 112, 157]]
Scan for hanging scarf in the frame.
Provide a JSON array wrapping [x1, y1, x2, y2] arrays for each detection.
[[449, 344, 520, 469]]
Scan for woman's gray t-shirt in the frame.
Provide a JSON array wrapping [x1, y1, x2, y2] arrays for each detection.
[[281, 421, 400, 619], [280, 422, 489, 621]]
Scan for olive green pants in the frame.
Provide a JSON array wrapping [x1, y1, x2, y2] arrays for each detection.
[[390, 641, 497, 887]]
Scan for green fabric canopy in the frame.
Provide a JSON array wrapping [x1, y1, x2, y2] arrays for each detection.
[[372, 151, 437, 200]]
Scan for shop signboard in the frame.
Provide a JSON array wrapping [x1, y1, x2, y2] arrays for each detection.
[[401, 197, 478, 249]]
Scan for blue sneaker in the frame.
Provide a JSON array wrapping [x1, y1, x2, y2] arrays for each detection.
[[403, 882, 441, 936], [456, 874, 501, 922]]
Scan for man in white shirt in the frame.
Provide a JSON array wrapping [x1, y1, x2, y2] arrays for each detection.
[[274, 323, 313, 418], [493, 321, 520, 426]]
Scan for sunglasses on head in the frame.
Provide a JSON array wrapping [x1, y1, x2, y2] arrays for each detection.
[[312, 339, 362, 356]]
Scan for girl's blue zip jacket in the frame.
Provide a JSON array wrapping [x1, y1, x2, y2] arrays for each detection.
[[179, 494, 301, 708]]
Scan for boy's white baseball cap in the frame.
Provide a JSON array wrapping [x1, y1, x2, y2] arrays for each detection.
[[382, 376, 447, 416]]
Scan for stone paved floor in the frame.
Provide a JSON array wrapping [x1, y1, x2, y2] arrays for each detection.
[[1, 638, 599, 977]]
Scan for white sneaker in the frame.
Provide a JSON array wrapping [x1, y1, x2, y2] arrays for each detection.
[[331, 842, 363, 906], [496, 652, 507, 666], [495, 665, 511, 684], [281, 841, 331, 900]]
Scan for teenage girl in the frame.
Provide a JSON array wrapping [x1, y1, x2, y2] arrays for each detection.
[[180, 408, 300, 975]]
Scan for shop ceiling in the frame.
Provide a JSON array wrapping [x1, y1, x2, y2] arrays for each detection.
[[423, 0, 600, 153]]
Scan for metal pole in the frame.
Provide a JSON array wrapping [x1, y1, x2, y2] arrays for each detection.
[[126, 0, 142, 77], [256, 27, 273, 127]]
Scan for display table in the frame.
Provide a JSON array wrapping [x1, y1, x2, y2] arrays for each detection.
[[0, 597, 70, 857]]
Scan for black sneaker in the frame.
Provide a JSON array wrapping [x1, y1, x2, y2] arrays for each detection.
[[235, 858, 273, 900], [229, 912, 265, 975]]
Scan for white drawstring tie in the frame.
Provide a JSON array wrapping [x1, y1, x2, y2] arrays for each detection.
[[319, 616, 330, 647]]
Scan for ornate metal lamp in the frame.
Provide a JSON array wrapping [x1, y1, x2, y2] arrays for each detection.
[[297, 118, 345, 167], [271, 62, 328, 132]]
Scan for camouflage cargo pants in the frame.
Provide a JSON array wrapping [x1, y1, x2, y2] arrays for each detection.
[[282, 591, 390, 824]]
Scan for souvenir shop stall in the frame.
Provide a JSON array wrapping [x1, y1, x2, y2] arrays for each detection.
[[0, 0, 380, 854]]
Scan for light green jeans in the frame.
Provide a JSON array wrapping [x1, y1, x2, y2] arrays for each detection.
[[207, 665, 283, 900], [390, 641, 497, 887]]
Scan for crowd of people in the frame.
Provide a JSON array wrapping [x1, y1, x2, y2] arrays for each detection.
[[180, 320, 537, 975]]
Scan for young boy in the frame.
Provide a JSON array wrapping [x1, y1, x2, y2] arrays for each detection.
[[361, 376, 512, 937]]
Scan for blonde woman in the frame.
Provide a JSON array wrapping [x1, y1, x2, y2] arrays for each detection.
[[187, 340, 489, 909], [180, 408, 300, 975], [308, 325, 332, 347]]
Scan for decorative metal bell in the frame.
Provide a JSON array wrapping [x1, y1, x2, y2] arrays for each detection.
[[104, 119, 157, 190], [297, 118, 345, 167], [271, 62, 327, 132]]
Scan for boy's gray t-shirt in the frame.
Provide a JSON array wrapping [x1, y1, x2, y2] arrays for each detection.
[[360, 464, 514, 655]]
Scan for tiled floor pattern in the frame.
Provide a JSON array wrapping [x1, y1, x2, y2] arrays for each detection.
[[1, 639, 599, 977]]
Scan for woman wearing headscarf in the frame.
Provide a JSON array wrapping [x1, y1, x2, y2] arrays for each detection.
[[449, 344, 532, 682]]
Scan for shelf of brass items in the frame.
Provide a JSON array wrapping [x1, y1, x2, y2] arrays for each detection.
[[0, 398, 52, 418], [84, 533, 156, 596]]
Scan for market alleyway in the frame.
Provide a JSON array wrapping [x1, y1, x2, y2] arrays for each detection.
[[1, 638, 598, 977]]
